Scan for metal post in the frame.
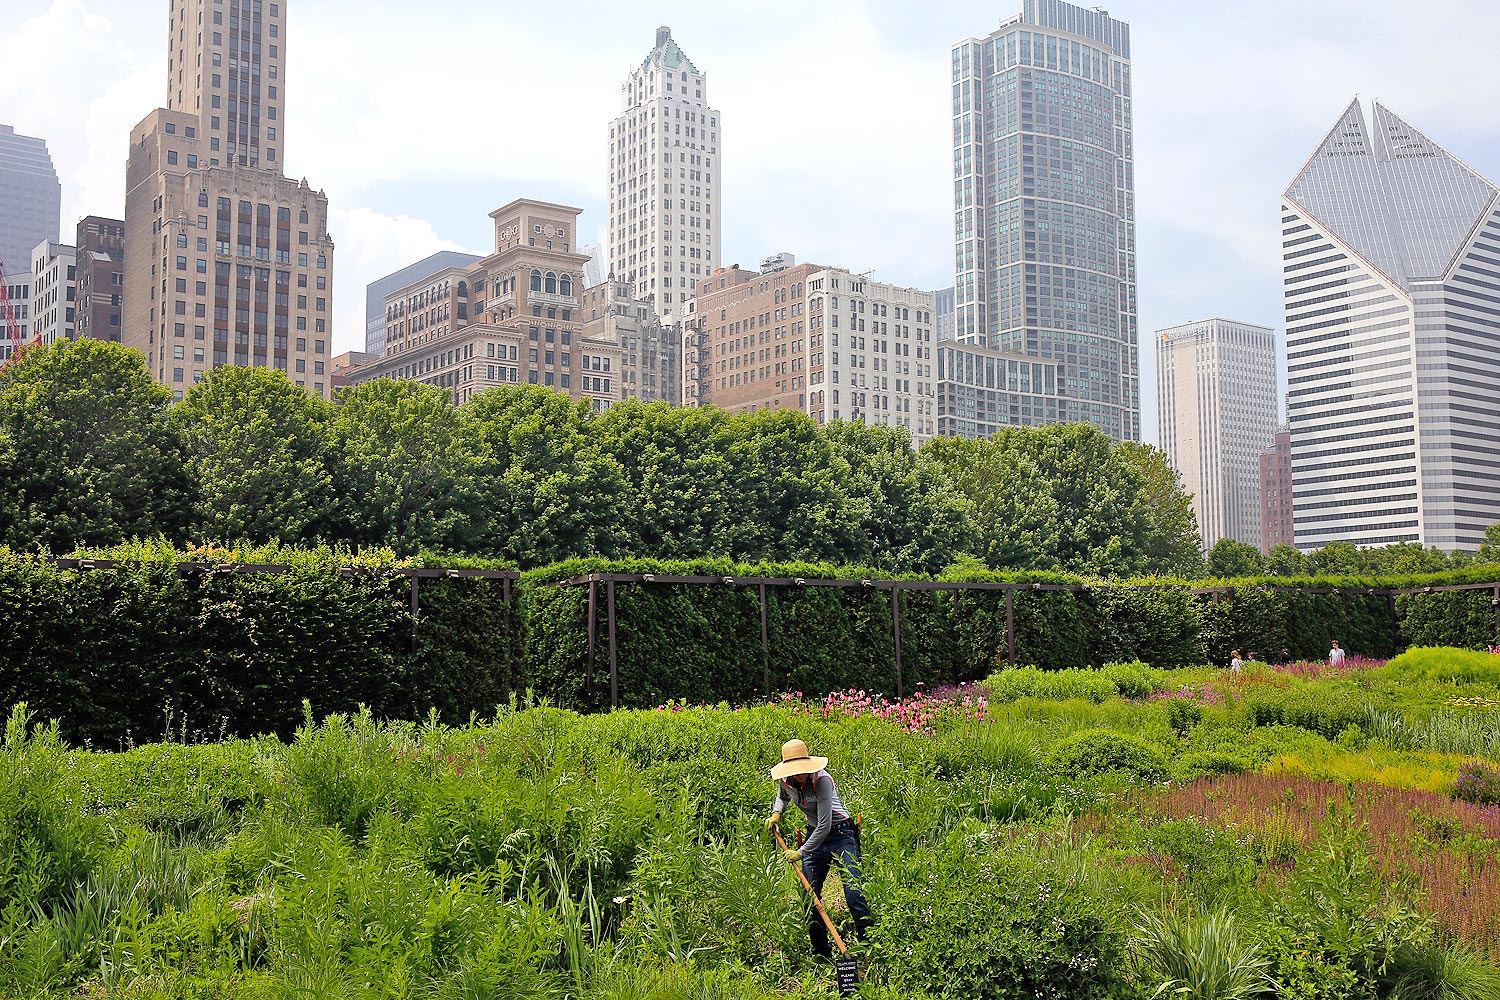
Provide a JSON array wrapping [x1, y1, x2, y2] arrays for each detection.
[[1005, 589, 1016, 667], [607, 578, 618, 709], [1492, 585, 1499, 647], [891, 586, 904, 699], [586, 578, 597, 695], [1388, 593, 1400, 654], [759, 583, 770, 694], [409, 575, 420, 654]]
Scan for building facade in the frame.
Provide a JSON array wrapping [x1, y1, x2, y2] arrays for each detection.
[[696, 259, 937, 445], [936, 339, 1061, 440], [30, 240, 75, 345], [952, 0, 1139, 441], [75, 216, 125, 343], [580, 278, 679, 404], [1282, 99, 1500, 552], [1, 123, 59, 357], [365, 250, 481, 358], [123, 0, 337, 399], [347, 199, 623, 411], [1260, 425, 1293, 553], [935, 286, 956, 342], [1155, 318, 1277, 550], [607, 27, 721, 324]]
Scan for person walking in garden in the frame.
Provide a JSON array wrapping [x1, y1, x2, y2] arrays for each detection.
[[765, 739, 874, 959], [1329, 640, 1346, 666], [1230, 650, 1243, 672]]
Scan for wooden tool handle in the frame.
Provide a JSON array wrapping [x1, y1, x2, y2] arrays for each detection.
[[773, 827, 850, 956]]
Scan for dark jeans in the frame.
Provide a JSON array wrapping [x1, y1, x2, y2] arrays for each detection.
[[801, 822, 874, 957]]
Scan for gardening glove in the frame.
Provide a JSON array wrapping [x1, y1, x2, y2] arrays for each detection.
[[765, 813, 782, 832], [782, 847, 801, 863]]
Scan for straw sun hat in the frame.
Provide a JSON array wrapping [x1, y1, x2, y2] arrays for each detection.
[[770, 738, 828, 780]]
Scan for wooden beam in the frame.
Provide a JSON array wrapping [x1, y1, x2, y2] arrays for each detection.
[[607, 578, 618, 710], [891, 586, 904, 699]]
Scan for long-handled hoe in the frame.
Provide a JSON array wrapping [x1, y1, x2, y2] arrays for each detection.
[[772, 826, 859, 996]]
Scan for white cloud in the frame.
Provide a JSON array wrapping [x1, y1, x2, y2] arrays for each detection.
[[327, 207, 481, 355]]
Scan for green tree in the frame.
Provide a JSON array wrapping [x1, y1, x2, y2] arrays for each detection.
[[174, 366, 334, 544], [1476, 522, 1500, 565], [1264, 544, 1307, 576], [326, 379, 476, 554], [462, 385, 627, 566], [0, 340, 192, 551], [1306, 540, 1362, 575], [825, 420, 977, 573], [1206, 537, 1263, 578], [1118, 441, 1204, 577], [920, 435, 1062, 570]]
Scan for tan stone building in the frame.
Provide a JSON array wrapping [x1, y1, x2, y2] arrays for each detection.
[[580, 277, 679, 404], [123, 0, 336, 399], [695, 257, 939, 444], [345, 199, 623, 410]]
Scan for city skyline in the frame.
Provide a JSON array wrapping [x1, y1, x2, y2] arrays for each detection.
[[2, 0, 1500, 443]]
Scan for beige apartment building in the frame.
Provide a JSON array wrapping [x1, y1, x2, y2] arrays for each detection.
[[696, 257, 937, 444], [123, 0, 336, 399], [580, 277, 679, 404], [345, 200, 623, 410]]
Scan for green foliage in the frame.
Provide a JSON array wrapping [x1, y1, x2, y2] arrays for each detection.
[[1207, 539, 1264, 579], [0, 339, 193, 552], [1052, 728, 1169, 781], [1133, 908, 1270, 1000], [174, 365, 335, 545], [987, 666, 1124, 704], [1243, 683, 1369, 739], [871, 827, 1132, 999], [1385, 646, 1500, 686]]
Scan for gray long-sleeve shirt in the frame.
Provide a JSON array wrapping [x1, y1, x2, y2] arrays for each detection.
[[772, 770, 849, 856]]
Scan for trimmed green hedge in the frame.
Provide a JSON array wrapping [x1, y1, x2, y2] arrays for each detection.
[[0, 546, 521, 743], [4, 547, 1497, 731]]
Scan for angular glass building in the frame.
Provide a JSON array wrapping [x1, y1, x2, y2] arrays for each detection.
[[1282, 99, 1500, 551], [950, 0, 1138, 441]]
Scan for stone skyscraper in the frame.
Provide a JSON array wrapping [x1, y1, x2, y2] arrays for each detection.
[[1282, 99, 1500, 552], [607, 27, 721, 324], [1155, 319, 1278, 551], [124, 0, 335, 398], [951, 0, 1139, 440]]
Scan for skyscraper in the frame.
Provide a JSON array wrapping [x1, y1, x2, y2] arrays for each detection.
[[75, 216, 126, 344], [0, 124, 60, 356], [124, 0, 336, 399], [1282, 99, 1500, 552], [607, 27, 721, 324], [1155, 319, 1278, 551], [951, 0, 1139, 441]]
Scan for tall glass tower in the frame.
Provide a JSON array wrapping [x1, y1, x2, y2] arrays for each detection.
[[952, 0, 1138, 441], [1282, 99, 1500, 552]]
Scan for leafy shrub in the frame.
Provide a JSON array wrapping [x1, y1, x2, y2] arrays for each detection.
[[1452, 762, 1500, 806], [1166, 698, 1204, 735], [1052, 728, 1168, 782], [1385, 646, 1500, 687], [1133, 908, 1270, 1000], [1244, 683, 1369, 739], [1100, 660, 1164, 698], [871, 828, 1130, 999], [986, 666, 1119, 704]]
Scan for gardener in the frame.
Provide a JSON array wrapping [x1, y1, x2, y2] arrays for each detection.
[[765, 739, 874, 959]]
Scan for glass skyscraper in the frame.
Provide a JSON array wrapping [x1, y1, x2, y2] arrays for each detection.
[[1282, 99, 1500, 551], [951, 0, 1138, 441]]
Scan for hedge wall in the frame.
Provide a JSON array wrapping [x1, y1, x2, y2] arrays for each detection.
[[4, 547, 1497, 731], [0, 547, 521, 743]]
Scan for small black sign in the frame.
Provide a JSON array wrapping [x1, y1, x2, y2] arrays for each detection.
[[834, 957, 859, 995]]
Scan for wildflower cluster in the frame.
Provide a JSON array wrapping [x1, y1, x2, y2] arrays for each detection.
[[1453, 761, 1500, 807], [1269, 655, 1388, 679], [1144, 684, 1226, 707], [780, 684, 988, 734]]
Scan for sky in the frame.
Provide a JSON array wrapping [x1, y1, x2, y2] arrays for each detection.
[[3, 0, 1499, 444]]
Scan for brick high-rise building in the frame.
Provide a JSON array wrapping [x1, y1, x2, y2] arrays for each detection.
[[607, 27, 721, 324], [1260, 425, 1293, 553], [696, 257, 938, 445], [345, 199, 624, 411], [124, 0, 336, 399], [75, 216, 125, 343]]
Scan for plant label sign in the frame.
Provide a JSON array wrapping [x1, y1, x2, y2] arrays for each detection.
[[835, 957, 858, 995]]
